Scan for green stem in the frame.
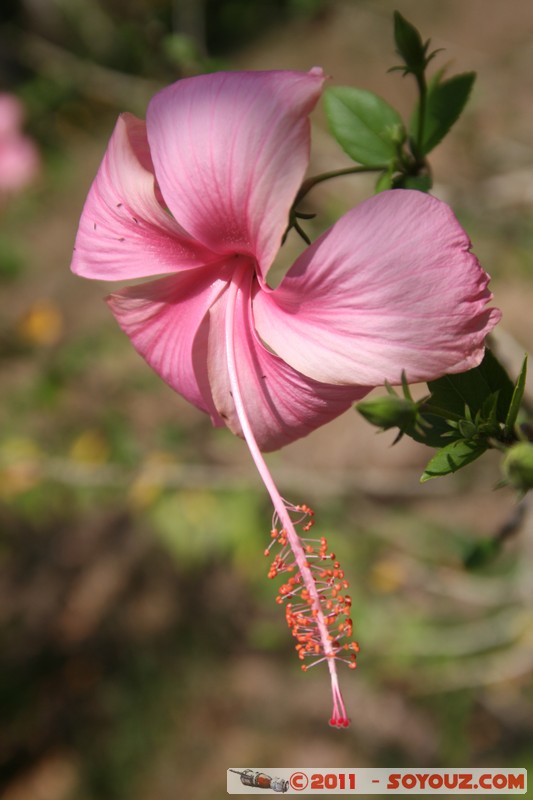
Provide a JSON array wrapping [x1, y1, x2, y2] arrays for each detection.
[[295, 164, 387, 205], [414, 71, 427, 164], [293, 218, 311, 245]]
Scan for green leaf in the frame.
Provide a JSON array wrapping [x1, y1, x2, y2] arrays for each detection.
[[402, 412, 456, 449], [410, 72, 476, 155], [427, 349, 514, 424], [324, 86, 405, 167], [406, 350, 512, 450], [504, 355, 527, 438], [427, 65, 447, 92], [393, 11, 427, 74], [421, 439, 486, 482]]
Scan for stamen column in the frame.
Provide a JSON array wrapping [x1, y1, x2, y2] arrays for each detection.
[[224, 264, 350, 728]]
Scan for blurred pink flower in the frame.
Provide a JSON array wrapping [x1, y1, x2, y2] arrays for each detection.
[[71, 69, 500, 726], [0, 93, 40, 194]]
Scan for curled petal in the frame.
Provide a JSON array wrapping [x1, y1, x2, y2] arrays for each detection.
[[106, 267, 229, 423], [146, 69, 325, 277], [71, 113, 219, 281], [208, 271, 369, 452], [254, 190, 501, 386]]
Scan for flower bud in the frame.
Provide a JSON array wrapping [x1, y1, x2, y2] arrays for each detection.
[[356, 394, 418, 430], [502, 442, 533, 493]]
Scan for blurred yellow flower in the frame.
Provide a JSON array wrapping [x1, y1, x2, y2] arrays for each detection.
[[370, 557, 407, 594], [69, 430, 110, 465], [17, 299, 64, 346]]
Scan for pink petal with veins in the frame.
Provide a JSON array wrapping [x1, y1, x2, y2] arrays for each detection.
[[254, 190, 501, 386], [72, 113, 220, 281], [106, 266, 230, 423], [146, 69, 325, 277]]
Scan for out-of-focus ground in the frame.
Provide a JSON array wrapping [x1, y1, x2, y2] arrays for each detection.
[[1, 1, 533, 798]]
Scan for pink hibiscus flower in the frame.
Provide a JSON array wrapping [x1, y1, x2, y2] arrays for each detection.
[[71, 68, 500, 726], [0, 93, 40, 194]]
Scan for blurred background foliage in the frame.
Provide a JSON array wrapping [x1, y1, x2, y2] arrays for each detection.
[[1, 1, 533, 799], [0, 0, 323, 146]]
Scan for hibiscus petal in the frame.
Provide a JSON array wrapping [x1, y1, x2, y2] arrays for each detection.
[[71, 113, 219, 281], [254, 190, 501, 386], [207, 272, 369, 452], [106, 267, 230, 423], [146, 69, 325, 276]]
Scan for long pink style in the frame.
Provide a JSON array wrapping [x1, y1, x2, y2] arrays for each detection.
[[225, 263, 356, 727]]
